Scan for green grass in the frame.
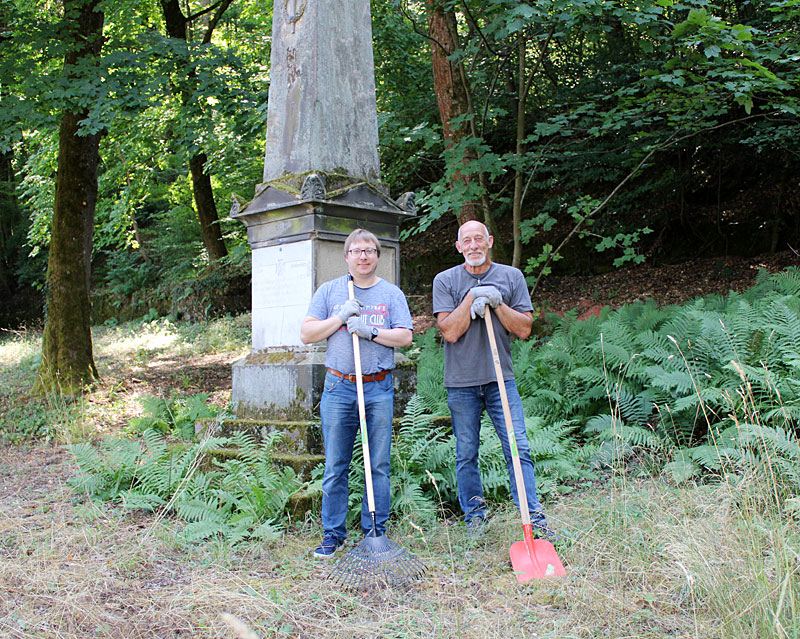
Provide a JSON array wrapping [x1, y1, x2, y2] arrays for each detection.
[[0, 315, 250, 444]]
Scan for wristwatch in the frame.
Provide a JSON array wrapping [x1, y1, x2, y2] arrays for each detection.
[[369, 327, 379, 341]]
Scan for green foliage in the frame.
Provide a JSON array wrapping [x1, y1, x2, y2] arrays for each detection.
[[344, 375, 592, 525], [126, 393, 219, 439], [0, 401, 58, 443], [408, 328, 448, 415], [401, 0, 799, 267], [397, 268, 800, 517], [68, 428, 299, 545], [667, 421, 800, 510], [4, 0, 266, 328], [516, 268, 800, 480]]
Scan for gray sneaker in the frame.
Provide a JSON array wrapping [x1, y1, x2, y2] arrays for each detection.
[[531, 521, 563, 544], [465, 516, 488, 538]]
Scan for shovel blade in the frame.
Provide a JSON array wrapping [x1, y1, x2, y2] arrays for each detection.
[[509, 538, 566, 582]]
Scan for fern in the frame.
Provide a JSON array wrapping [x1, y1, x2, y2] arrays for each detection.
[[67, 425, 300, 545], [771, 267, 800, 296], [126, 393, 219, 438]]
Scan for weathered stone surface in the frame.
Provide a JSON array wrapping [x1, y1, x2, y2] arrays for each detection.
[[263, 0, 380, 182], [231, 347, 326, 421], [288, 485, 322, 519], [195, 416, 323, 455]]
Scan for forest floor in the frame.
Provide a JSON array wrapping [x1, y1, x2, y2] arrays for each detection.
[[1, 251, 797, 638]]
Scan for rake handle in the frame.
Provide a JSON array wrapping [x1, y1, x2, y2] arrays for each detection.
[[484, 309, 531, 528], [348, 277, 377, 519]]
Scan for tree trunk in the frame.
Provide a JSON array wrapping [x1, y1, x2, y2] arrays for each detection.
[[36, 0, 104, 395], [511, 34, 526, 269], [427, 1, 481, 225], [190, 153, 228, 261], [160, 0, 229, 263]]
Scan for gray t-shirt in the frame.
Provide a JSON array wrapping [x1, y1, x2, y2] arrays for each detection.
[[306, 275, 413, 375], [432, 262, 533, 387]]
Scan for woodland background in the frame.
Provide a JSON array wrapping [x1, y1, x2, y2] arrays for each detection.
[[2, 0, 799, 374], [2, 2, 800, 637]]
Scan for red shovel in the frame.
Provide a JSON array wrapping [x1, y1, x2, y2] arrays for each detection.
[[484, 309, 566, 582]]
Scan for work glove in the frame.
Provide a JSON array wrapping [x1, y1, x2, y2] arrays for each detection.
[[470, 285, 502, 307], [470, 296, 488, 320], [347, 315, 373, 340], [337, 298, 363, 323]]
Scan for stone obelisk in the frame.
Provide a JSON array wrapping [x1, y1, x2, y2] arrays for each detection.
[[263, 0, 381, 183], [229, 0, 415, 420]]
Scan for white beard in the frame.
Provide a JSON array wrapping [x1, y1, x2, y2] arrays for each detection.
[[465, 253, 486, 267]]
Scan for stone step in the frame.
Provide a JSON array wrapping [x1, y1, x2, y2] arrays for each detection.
[[195, 417, 322, 455], [272, 452, 325, 480], [191, 446, 323, 520], [193, 446, 323, 481], [287, 485, 322, 519]]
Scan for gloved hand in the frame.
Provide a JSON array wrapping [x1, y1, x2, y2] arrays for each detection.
[[470, 296, 488, 320], [337, 298, 363, 323], [347, 315, 373, 340], [470, 285, 502, 308]]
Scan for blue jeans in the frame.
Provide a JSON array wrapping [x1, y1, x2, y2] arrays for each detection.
[[319, 371, 393, 539], [446, 380, 545, 525]]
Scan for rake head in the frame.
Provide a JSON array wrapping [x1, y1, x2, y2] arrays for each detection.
[[329, 531, 426, 590]]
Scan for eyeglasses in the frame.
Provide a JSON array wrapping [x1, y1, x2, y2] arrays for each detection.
[[347, 248, 378, 256]]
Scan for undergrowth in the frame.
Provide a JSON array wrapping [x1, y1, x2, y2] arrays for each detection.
[[3, 271, 800, 637], [68, 428, 299, 545]]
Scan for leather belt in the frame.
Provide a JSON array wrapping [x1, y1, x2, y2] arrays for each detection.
[[327, 367, 390, 384]]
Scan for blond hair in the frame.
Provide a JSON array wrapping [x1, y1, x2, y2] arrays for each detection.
[[344, 228, 381, 256]]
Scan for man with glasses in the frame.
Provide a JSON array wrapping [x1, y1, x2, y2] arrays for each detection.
[[301, 228, 413, 558], [432, 220, 560, 541]]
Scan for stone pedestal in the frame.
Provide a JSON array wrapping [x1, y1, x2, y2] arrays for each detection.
[[230, 173, 415, 419]]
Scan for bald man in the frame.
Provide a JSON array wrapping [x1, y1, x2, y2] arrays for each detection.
[[432, 220, 559, 540]]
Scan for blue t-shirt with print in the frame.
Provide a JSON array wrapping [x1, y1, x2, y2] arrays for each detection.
[[306, 275, 413, 375]]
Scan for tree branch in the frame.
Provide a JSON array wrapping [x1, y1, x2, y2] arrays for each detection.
[[527, 113, 773, 297], [201, 0, 236, 44]]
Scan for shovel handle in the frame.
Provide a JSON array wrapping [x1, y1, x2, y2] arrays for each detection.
[[348, 276, 376, 516], [484, 310, 531, 527]]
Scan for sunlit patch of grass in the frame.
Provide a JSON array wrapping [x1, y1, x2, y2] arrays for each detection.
[[93, 318, 183, 362], [0, 314, 249, 444], [172, 313, 252, 354], [0, 328, 42, 392], [92, 314, 251, 366]]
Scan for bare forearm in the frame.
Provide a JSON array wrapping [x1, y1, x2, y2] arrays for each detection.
[[493, 305, 533, 339], [373, 327, 413, 348], [437, 295, 474, 343], [300, 316, 342, 344]]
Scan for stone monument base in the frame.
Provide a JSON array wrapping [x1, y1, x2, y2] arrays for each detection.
[[231, 346, 416, 421], [231, 346, 326, 421]]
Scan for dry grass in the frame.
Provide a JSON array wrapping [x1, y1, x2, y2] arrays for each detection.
[[3, 441, 791, 638], [1, 319, 797, 638]]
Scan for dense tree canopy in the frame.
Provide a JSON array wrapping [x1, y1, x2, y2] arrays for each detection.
[[0, 0, 798, 335]]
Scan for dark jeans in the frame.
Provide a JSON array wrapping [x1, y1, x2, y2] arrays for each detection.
[[446, 380, 545, 524], [319, 371, 394, 539]]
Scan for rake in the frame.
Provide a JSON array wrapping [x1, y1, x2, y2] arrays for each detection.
[[328, 276, 425, 589]]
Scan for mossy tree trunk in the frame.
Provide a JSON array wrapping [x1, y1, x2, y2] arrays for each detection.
[[36, 0, 104, 396]]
